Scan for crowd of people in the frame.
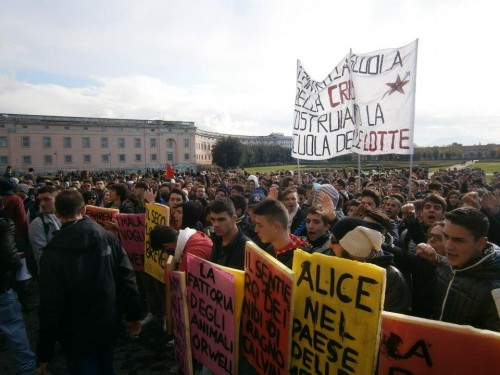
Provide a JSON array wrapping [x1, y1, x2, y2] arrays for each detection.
[[1, 163, 499, 374]]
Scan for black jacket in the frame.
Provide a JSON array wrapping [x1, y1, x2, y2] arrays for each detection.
[[383, 243, 436, 318], [369, 251, 411, 314], [433, 243, 500, 332], [37, 216, 141, 362], [0, 217, 20, 291], [210, 229, 249, 271]]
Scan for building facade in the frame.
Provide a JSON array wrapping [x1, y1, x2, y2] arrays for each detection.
[[0, 114, 197, 172], [0, 114, 295, 173], [0, 114, 294, 173]]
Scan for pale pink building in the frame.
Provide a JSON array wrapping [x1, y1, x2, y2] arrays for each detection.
[[0, 113, 202, 172]]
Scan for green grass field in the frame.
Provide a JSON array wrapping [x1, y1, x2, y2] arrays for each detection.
[[244, 161, 459, 174], [244, 160, 500, 177], [472, 162, 500, 174]]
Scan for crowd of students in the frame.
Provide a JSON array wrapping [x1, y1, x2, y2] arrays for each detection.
[[1, 164, 499, 374]]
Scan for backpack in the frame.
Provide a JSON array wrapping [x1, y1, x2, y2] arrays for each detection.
[[38, 213, 51, 237]]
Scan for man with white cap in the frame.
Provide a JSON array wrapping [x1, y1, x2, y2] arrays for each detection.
[[330, 218, 410, 313]]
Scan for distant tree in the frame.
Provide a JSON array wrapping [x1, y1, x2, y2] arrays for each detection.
[[212, 137, 244, 168]]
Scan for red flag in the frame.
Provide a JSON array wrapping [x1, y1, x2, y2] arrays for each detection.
[[165, 163, 175, 178]]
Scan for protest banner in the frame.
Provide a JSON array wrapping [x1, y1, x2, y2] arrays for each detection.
[[165, 255, 174, 336], [170, 271, 193, 375], [186, 253, 244, 375], [85, 205, 119, 227], [144, 202, 169, 283], [115, 213, 145, 272], [241, 242, 294, 374], [378, 311, 500, 375], [292, 40, 417, 160], [290, 250, 386, 374]]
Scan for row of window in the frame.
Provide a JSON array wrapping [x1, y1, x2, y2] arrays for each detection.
[[197, 142, 214, 150], [0, 136, 190, 149], [1, 124, 188, 133], [1, 152, 191, 165]]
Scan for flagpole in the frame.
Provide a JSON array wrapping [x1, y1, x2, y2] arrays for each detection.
[[408, 39, 419, 199], [297, 158, 301, 184], [409, 153, 414, 198], [357, 154, 362, 190]]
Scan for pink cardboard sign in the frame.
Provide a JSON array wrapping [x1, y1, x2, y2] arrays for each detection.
[[186, 253, 237, 375], [115, 213, 145, 272]]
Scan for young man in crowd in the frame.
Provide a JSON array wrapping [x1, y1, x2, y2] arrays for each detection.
[[37, 190, 142, 374], [205, 197, 257, 374], [28, 185, 61, 269], [253, 199, 309, 269], [209, 197, 249, 270], [417, 207, 500, 332], [108, 183, 135, 213], [401, 193, 446, 253], [280, 187, 306, 235], [305, 205, 331, 254]]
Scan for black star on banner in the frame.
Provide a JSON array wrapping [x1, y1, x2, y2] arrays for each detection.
[[386, 74, 410, 95]]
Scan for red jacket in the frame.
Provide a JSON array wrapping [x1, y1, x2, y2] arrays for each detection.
[[177, 231, 213, 272]]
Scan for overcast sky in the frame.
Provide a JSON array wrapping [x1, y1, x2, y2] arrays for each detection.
[[1, 0, 498, 146]]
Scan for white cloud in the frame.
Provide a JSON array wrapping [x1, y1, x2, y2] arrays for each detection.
[[0, 0, 499, 146]]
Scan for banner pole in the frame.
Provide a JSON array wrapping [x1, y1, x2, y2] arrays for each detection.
[[408, 39, 419, 199], [409, 153, 414, 198], [358, 154, 362, 190], [297, 158, 301, 184]]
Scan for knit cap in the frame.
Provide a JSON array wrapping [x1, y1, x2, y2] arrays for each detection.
[[332, 218, 383, 258], [318, 184, 340, 206]]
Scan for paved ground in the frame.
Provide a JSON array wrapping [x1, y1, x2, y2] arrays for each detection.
[[0, 282, 176, 374]]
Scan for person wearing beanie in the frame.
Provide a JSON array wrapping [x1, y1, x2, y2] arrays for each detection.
[[331, 218, 410, 313], [306, 184, 345, 231], [215, 184, 230, 199]]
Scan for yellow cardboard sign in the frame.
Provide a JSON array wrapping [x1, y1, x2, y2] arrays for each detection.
[[144, 202, 169, 283], [291, 250, 386, 375]]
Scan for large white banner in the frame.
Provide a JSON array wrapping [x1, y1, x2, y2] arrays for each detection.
[[292, 40, 418, 160]]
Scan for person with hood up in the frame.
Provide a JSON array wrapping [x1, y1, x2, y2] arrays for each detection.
[[247, 174, 266, 196], [331, 217, 411, 314], [172, 201, 205, 231]]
